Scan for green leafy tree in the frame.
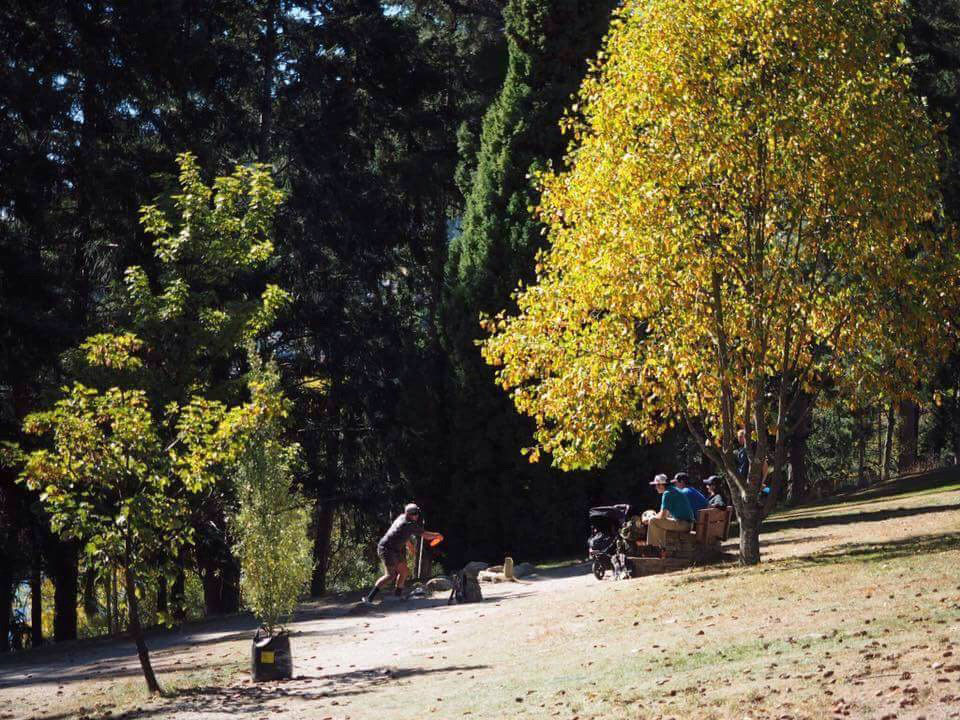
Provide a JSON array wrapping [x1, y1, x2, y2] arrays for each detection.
[[482, 0, 957, 564], [18, 335, 221, 693], [226, 361, 312, 634], [15, 154, 291, 690], [122, 152, 289, 615]]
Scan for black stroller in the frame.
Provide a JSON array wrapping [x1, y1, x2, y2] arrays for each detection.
[[587, 504, 633, 580]]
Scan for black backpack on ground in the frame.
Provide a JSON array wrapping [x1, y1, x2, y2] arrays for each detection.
[[448, 569, 483, 604]]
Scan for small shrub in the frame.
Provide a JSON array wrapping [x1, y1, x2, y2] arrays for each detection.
[[228, 364, 312, 634]]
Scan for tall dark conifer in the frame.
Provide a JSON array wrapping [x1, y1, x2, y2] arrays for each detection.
[[435, 0, 675, 567]]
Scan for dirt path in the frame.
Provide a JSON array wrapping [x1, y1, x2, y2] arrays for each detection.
[[0, 564, 597, 720], [3, 476, 960, 720]]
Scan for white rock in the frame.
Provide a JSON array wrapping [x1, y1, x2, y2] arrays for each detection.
[[478, 570, 507, 583], [425, 577, 453, 592]]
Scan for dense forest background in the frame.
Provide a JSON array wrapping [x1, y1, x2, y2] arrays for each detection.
[[2, 0, 960, 650]]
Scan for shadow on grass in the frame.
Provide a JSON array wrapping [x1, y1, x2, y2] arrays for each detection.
[[755, 534, 834, 548], [37, 664, 491, 720], [678, 531, 960, 586], [0, 658, 241, 691], [759, 501, 960, 534], [785, 531, 960, 568], [0, 624, 344, 690], [826, 466, 960, 503]]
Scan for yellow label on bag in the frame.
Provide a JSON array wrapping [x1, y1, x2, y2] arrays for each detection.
[[260, 651, 275, 664]]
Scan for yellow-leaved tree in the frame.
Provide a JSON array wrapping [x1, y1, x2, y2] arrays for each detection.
[[482, 0, 958, 564]]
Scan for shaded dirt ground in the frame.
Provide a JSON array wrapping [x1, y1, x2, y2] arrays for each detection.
[[2, 470, 960, 720]]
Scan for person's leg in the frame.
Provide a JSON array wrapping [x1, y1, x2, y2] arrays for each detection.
[[394, 558, 409, 595], [365, 550, 399, 602], [646, 517, 668, 546], [647, 517, 692, 546]]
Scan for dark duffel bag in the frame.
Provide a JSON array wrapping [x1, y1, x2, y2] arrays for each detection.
[[448, 569, 483, 604], [251, 628, 293, 682]]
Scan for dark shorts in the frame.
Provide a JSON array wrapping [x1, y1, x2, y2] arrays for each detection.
[[377, 545, 403, 572]]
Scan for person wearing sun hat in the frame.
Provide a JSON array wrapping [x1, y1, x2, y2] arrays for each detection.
[[643, 473, 695, 548], [672, 472, 708, 514], [703, 475, 727, 508]]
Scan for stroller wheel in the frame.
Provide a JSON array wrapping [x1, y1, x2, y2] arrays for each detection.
[[592, 560, 605, 580]]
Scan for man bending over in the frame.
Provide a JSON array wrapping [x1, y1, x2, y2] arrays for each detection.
[[365, 503, 440, 604]]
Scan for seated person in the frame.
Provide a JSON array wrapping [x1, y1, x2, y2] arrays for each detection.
[[703, 475, 726, 508], [673, 472, 708, 514], [643, 473, 695, 548]]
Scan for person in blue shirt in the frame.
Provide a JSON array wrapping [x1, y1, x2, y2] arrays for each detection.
[[673, 472, 708, 515], [643, 473, 695, 548], [735, 429, 750, 479]]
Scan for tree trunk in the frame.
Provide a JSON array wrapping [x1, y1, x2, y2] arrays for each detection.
[[198, 510, 241, 616], [82, 565, 98, 619], [311, 400, 341, 596], [881, 401, 895, 482], [106, 567, 114, 634], [257, 0, 278, 162], [123, 565, 160, 693], [170, 566, 186, 622], [954, 423, 960, 466], [788, 411, 811, 505], [51, 540, 79, 642], [897, 400, 919, 472], [201, 558, 241, 616], [108, 566, 118, 635], [735, 497, 761, 565], [30, 559, 43, 647], [310, 502, 336, 596], [856, 409, 868, 488], [0, 563, 13, 652], [156, 576, 167, 616]]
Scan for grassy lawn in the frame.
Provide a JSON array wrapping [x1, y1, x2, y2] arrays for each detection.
[[3, 470, 959, 720]]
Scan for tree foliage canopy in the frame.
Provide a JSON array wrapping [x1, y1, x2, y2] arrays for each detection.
[[13, 155, 292, 686], [482, 0, 958, 561]]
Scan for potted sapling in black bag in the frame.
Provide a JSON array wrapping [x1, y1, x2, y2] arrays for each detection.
[[227, 360, 312, 682]]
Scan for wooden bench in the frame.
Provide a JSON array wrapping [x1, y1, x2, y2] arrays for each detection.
[[694, 506, 733, 545], [627, 506, 733, 576]]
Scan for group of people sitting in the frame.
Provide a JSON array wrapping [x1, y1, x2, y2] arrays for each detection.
[[640, 472, 726, 548]]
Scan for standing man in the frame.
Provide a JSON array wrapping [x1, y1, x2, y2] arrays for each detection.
[[643, 473, 695, 548], [736, 429, 750, 479], [673, 472, 708, 515], [365, 503, 440, 604]]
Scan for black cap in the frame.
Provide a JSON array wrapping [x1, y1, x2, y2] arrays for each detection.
[[672, 472, 689, 485]]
